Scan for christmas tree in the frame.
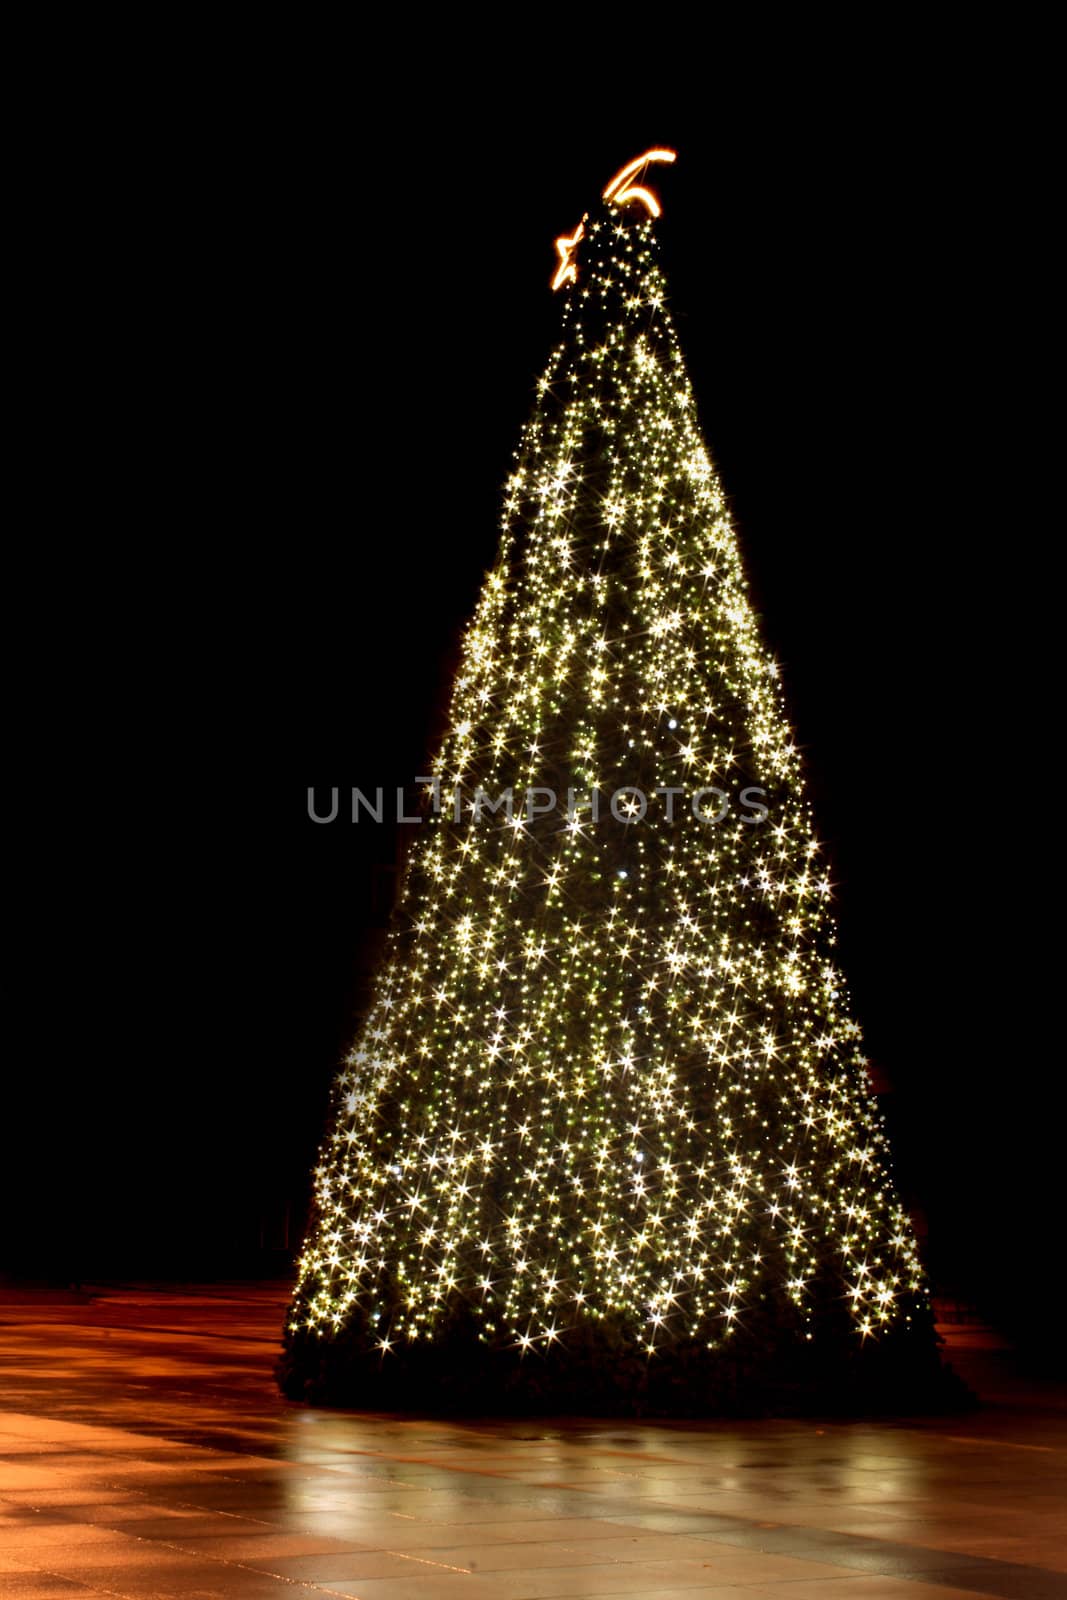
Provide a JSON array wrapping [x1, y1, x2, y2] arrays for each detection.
[[279, 152, 950, 1414]]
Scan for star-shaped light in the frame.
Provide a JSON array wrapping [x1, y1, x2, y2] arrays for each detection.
[[552, 217, 586, 290]]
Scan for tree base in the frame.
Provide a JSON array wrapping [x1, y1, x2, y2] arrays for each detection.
[[277, 1302, 974, 1418]]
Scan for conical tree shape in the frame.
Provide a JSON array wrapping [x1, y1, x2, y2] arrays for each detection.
[[280, 183, 949, 1414]]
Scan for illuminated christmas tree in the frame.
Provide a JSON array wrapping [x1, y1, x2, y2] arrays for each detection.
[[279, 152, 950, 1413]]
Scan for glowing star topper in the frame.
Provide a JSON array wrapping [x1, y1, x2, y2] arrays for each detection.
[[551, 152, 677, 290], [552, 216, 586, 291], [603, 148, 677, 218]]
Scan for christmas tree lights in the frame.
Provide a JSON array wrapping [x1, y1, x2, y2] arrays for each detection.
[[280, 154, 945, 1412]]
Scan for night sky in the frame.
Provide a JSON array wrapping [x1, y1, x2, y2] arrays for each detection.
[[6, 58, 1052, 1353]]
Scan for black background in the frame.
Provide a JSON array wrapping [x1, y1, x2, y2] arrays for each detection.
[[6, 41, 1053, 1356]]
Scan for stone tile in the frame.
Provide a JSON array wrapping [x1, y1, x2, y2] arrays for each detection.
[[0, 1488, 146, 1508], [324, 1574, 752, 1600], [738, 1582, 998, 1600], [0, 1577, 101, 1598], [0, 1526, 140, 1554], [905, 1570, 1067, 1600], [431, 1534, 744, 1571], [51, 1562, 327, 1599], [0, 1554, 40, 1573], [310, 1491, 556, 1518], [1016, 1539, 1067, 1573], [324, 1572, 495, 1598], [245, 1547, 478, 1580], [145, 1531, 377, 1560], [305, 1516, 648, 1551], [803, 1540, 1006, 1576], [324, 1554, 845, 1599], [556, 1591, 774, 1600], [0, 1466, 64, 1491]]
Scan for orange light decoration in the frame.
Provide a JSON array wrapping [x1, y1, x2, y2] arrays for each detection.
[[552, 217, 586, 291], [602, 148, 677, 217]]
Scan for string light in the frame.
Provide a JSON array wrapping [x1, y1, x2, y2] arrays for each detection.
[[284, 167, 928, 1388]]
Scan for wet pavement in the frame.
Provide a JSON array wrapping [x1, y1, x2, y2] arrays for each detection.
[[0, 1283, 1064, 1598]]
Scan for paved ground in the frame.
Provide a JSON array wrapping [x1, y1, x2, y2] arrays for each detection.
[[0, 1284, 1064, 1598]]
